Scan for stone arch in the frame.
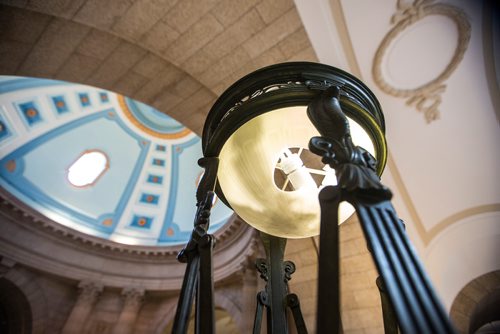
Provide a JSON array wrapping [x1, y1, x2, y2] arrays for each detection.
[[151, 290, 244, 334], [2, 267, 49, 334], [0, 277, 32, 333], [450, 270, 500, 333], [139, 296, 178, 334], [0, 4, 217, 135], [214, 289, 244, 332]]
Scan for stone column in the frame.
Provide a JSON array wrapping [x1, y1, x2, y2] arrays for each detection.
[[61, 281, 103, 334], [111, 287, 145, 334]]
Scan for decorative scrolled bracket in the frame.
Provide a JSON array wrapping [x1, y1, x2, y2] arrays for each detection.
[[255, 258, 269, 282], [308, 86, 456, 334], [253, 234, 307, 334], [308, 86, 391, 200], [283, 261, 296, 282]]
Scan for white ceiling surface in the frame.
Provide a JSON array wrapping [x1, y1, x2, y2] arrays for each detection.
[[296, 0, 500, 309]]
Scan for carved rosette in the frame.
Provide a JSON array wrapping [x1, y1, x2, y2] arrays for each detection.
[[372, 0, 471, 122]]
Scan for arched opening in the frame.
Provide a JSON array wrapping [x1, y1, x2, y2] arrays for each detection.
[[469, 288, 500, 334], [0, 278, 33, 334], [450, 270, 500, 333]]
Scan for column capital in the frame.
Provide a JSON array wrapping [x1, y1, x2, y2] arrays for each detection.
[[121, 287, 145, 308], [62, 281, 103, 334], [77, 280, 103, 304]]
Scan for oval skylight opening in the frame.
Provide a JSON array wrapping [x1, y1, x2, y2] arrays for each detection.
[[67, 150, 108, 187]]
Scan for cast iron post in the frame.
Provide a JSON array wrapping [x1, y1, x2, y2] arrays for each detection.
[[308, 86, 456, 334]]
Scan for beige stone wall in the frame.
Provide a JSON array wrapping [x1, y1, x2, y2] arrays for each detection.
[[1, 0, 317, 135]]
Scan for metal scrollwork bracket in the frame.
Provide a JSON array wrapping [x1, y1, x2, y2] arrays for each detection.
[[172, 157, 219, 334], [252, 234, 308, 334]]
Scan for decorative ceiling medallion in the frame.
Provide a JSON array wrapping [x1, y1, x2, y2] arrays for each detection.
[[372, 0, 470, 122], [118, 95, 192, 139]]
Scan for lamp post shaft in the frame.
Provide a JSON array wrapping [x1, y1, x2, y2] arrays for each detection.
[[172, 157, 219, 334], [261, 234, 289, 334], [354, 202, 454, 333], [316, 186, 342, 333], [308, 85, 456, 334]]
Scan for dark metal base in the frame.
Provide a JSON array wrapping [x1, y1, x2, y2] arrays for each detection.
[[253, 233, 307, 334]]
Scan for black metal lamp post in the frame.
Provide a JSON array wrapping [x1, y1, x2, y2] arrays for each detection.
[[172, 62, 455, 334]]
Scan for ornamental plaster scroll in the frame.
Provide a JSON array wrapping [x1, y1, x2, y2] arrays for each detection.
[[372, 0, 471, 122]]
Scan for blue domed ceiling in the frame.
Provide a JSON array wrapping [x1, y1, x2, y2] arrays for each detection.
[[0, 76, 233, 246]]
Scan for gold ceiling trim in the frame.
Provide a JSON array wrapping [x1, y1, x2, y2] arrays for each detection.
[[329, 0, 363, 78], [327, 0, 431, 248], [117, 94, 192, 139], [427, 203, 500, 244], [387, 153, 500, 245], [372, 0, 471, 122], [386, 151, 427, 242]]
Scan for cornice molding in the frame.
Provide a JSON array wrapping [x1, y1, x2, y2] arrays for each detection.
[[0, 190, 260, 290], [0, 189, 244, 259]]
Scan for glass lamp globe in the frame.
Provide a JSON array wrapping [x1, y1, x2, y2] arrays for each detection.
[[202, 62, 387, 238]]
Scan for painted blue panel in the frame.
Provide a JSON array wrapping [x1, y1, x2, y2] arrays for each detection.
[[0, 110, 149, 235], [140, 193, 159, 205], [18, 101, 42, 126], [147, 174, 163, 185], [152, 158, 165, 166], [158, 137, 201, 243], [52, 95, 69, 114], [78, 93, 91, 107], [99, 92, 109, 103], [130, 215, 153, 229], [0, 75, 232, 246], [158, 136, 233, 244]]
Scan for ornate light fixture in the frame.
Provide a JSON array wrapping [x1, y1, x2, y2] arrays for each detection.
[[172, 62, 455, 334]]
